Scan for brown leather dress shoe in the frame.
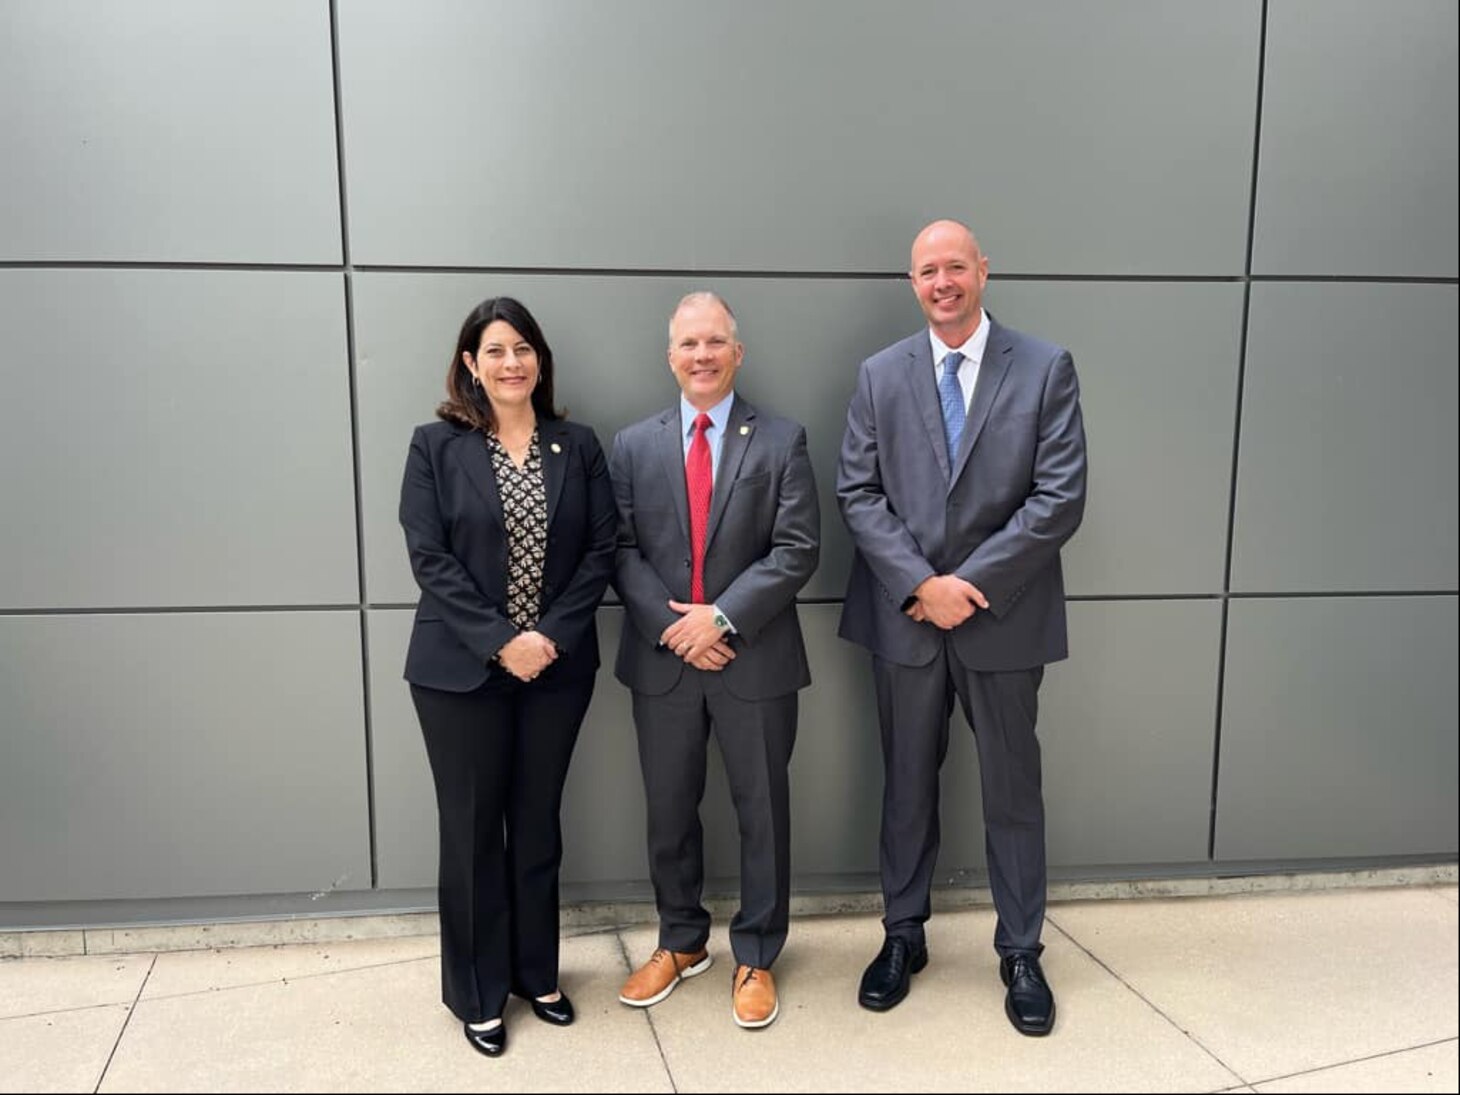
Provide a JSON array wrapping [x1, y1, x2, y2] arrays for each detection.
[[731, 965, 779, 1029], [618, 946, 712, 1007]]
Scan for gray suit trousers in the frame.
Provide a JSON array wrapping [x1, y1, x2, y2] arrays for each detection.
[[874, 646, 1046, 957], [632, 670, 797, 970]]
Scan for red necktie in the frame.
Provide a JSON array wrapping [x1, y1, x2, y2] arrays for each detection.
[[686, 412, 713, 603]]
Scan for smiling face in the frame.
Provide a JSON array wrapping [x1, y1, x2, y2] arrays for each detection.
[[909, 219, 989, 347], [464, 319, 539, 413], [668, 296, 744, 411]]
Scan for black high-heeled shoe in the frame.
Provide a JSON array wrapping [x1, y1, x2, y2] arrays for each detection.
[[529, 991, 575, 1026], [463, 1019, 507, 1057]]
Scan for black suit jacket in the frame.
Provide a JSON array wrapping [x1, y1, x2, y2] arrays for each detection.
[[399, 418, 616, 691]]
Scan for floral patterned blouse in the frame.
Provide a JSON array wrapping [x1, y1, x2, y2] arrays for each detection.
[[485, 429, 547, 630]]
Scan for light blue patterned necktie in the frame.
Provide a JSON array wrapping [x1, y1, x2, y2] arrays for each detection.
[[938, 350, 966, 462]]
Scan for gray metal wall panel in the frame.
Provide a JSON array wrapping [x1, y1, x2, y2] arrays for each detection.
[[0, 0, 342, 263], [2, 0, 1455, 925], [353, 272, 916, 605], [557, 611, 657, 886], [1216, 598, 1459, 860], [357, 275, 1239, 605], [0, 270, 359, 609], [986, 282, 1243, 596], [371, 606, 874, 891], [339, 0, 1258, 274], [371, 607, 655, 891], [790, 607, 889, 878], [1253, 0, 1460, 278], [884, 600, 1223, 878], [365, 609, 436, 890], [371, 600, 1218, 891], [0, 613, 370, 903], [662, 598, 1228, 881], [1231, 283, 1459, 593], [1043, 601, 1220, 866], [373, 605, 664, 890], [370, 604, 905, 890]]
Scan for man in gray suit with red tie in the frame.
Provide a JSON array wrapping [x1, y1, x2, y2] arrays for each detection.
[[611, 291, 819, 1030], [838, 220, 1087, 1035]]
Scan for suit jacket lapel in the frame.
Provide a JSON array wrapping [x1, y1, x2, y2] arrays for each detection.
[[541, 421, 570, 529], [904, 338, 951, 481], [454, 428, 505, 528], [704, 397, 754, 553], [951, 317, 1014, 486], [654, 407, 692, 546]]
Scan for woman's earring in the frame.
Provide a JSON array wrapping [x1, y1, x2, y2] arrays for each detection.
[[471, 373, 481, 389]]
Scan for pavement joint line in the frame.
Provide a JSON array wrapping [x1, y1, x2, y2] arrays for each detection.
[[1244, 1035, 1460, 1087], [93, 953, 153, 1094], [1046, 911, 1250, 1089], [615, 929, 679, 1094]]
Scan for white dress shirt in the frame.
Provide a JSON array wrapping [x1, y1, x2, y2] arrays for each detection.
[[928, 308, 989, 414]]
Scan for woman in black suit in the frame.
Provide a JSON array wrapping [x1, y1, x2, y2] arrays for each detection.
[[399, 297, 615, 1058]]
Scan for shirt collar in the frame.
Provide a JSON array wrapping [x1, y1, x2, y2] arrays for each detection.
[[929, 308, 989, 369], [680, 391, 735, 437]]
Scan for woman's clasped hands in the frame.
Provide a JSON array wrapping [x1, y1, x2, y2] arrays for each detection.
[[496, 631, 558, 682]]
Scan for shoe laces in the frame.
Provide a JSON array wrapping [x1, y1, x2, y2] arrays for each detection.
[[884, 938, 911, 972], [737, 966, 761, 991], [1008, 955, 1041, 983]]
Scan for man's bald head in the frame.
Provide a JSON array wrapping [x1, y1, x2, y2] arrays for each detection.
[[910, 219, 982, 269]]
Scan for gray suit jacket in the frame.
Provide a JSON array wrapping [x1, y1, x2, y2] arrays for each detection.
[[837, 316, 1087, 671], [611, 395, 820, 699]]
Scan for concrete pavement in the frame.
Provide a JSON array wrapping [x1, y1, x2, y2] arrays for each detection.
[[2, 883, 1456, 1093]]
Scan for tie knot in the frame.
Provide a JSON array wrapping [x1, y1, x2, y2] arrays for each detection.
[[942, 351, 965, 377], [693, 412, 713, 435]]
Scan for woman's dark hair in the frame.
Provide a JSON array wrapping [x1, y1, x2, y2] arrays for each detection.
[[437, 296, 562, 432]]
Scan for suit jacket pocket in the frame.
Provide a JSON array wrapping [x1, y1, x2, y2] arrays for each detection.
[[985, 409, 1039, 432], [404, 618, 490, 691], [728, 471, 771, 493]]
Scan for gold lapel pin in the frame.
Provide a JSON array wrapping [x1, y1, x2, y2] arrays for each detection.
[[739, 425, 750, 436], [550, 442, 562, 453]]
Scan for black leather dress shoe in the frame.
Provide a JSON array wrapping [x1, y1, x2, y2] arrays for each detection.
[[530, 992, 575, 1026], [1000, 954, 1055, 1036], [463, 1020, 507, 1057], [858, 936, 929, 1011]]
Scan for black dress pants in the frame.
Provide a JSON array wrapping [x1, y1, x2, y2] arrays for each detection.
[[411, 672, 593, 1022]]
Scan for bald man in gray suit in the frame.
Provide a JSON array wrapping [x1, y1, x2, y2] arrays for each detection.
[[612, 292, 819, 1030], [838, 220, 1087, 1036]]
